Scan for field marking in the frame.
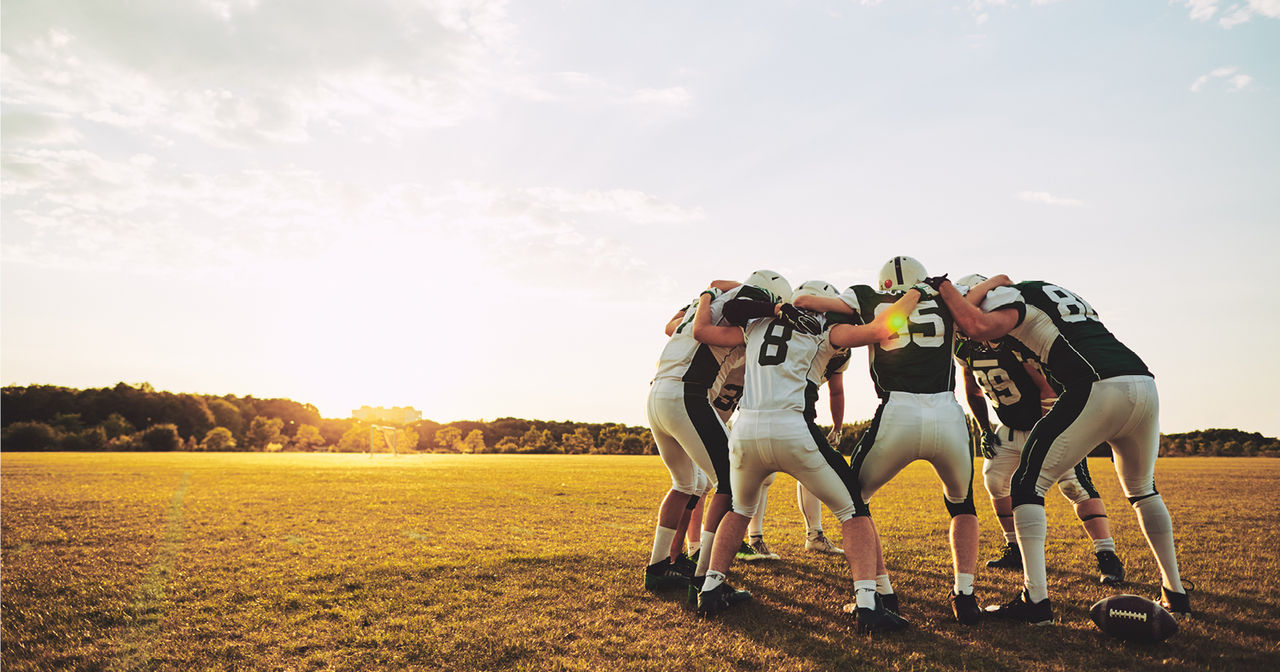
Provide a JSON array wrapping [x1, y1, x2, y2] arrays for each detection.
[[111, 472, 190, 672]]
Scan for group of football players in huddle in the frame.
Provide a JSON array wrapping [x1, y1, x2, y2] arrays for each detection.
[[642, 257, 1191, 633]]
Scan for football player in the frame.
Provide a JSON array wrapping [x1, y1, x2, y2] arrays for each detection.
[[952, 276, 1125, 586], [936, 275, 1190, 623], [690, 279, 929, 633], [794, 257, 1008, 626], [642, 271, 792, 593]]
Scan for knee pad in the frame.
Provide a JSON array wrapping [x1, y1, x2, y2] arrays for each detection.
[[944, 494, 977, 518], [1057, 479, 1090, 504], [1128, 489, 1160, 505], [984, 471, 1011, 499]]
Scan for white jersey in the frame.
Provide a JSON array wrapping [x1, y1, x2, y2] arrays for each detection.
[[652, 284, 774, 389], [739, 312, 842, 414]]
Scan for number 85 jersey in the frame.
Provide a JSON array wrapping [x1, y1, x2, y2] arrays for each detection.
[[839, 284, 956, 398]]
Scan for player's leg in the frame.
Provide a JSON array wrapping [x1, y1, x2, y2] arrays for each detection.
[[740, 472, 780, 560], [983, 425, 1024, 569], [799, 481, 839, 553], [994, 382, 1119, 623], [1056, 458, 1124, 585], [699, 415, 771, 615], [669, 386, 734, 582], [924, 395, 981, 624], [850, 398, 915, 611], [644, 386, 698, 590], [1107, 377, 1188, 615]]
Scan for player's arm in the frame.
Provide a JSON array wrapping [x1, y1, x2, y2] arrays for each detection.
[[826, 372, 845, 444], [829, 286, 926, 348], [664, 308, 688, 336], [692, 291, 755, 346], [708, 280, 741, 293], [960, 364, 993, 434], [964, 274, 1013, 306], [793, 294, 854, 314], [937, 279, 1018, 342]]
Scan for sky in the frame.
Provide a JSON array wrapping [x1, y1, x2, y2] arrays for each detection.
[[3, 0, 1278, 438]]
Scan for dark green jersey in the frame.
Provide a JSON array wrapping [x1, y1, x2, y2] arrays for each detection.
[[838, 284, 956, 398], [980, 282, 1151, 388], [954, 337, 1045, 431]]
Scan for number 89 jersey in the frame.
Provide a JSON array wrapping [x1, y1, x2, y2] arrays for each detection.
[[954, 338, 1047, 431], [839, 284, 956, 398]]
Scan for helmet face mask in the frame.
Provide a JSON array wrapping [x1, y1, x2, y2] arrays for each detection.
[[744, 269, 792, 303], [878, 256, 927, 292], [792, 280, 838, 301]]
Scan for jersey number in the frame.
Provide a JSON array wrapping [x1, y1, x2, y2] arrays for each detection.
[[1043, 285, 1098, 323], [757, 322, 794, 366], [875, 300, 946, 351], [712, 384, 743, 412], [971, 360, 1022, 407]]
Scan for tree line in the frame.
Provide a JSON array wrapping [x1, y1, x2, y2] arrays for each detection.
[[2, 383, 1276, 457]]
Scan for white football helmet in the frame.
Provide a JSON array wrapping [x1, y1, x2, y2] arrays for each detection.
[[955, 274, 989, 296], [791, 280, 839, 301], [744, 269, 792, 303], [878, 256, 927, 292]]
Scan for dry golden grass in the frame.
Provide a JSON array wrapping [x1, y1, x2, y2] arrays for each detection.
[[2, 453, 1278, 671]]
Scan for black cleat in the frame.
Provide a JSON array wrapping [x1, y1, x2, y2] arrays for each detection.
[[1161, 584, 1193, 618], [643, 560, 689, 591], [696, 581, 752, 617], [855, 602, 911, 634], [1095, 550, 1125, 586], [986, 542, 1022, 570], [952, 592, 981, 626], [985, 590, 1054, 625], [673, 553, 697, 579], [881, 592, 899, 614]]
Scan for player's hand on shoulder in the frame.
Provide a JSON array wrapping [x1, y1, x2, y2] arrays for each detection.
[[921, 273, 950, 291], [779, 303, 822, 335]]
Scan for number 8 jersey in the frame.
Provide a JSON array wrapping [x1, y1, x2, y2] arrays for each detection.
[[838, 284, 957, 398], [739, 312, 845, 415]]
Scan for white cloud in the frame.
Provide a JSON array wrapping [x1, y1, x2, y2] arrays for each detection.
[[1189, 65, 1253, 92], [1016, 191, 1084, 207], [1176, 0, 1280, 26]]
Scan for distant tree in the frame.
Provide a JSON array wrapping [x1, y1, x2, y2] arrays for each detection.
[[201, 427, 237, 452], [1, 422, 63, 451], [62, 427, 108, 451], [101, 413, 136, 440], [596, 425, 625, 454], [519, 427, 554, 453], [206, 399, 245, 439], [561, 427, 595, 455], [136, 424, 182, 451], [494, 437, 519, 454], [292, 424, 326, 452], [335, 425, 370, 453], [461, 429, 487, 454], [620, 434, 644, 455], [436, 426, 463, 452], [245, 416, 284, 451], [397, 427, 420, 454]]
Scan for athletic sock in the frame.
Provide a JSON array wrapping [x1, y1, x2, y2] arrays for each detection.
[[875, 574, 893, 595], [855, 580, 878, 610], [1093, 537, 1116, 554], [695, 531, 716, 577], [687, 541, 701, 556], [1013, 504, 1049, 603], [954, 572, 974, 596], [1133, 495, 1183, 592], [1003, 529, 1018, 545], [649, 526, 677, 566], [703, 570, 726, 593], [798, 482, 823, 534]]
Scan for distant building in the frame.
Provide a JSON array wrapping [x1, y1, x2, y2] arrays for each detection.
[[352, 406, 422, 425]]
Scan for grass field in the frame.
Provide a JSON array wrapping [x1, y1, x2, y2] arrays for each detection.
[[2, 453, 1278, 671]]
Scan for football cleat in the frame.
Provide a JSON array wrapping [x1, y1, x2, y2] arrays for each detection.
[[953, 592, 981, 626], [643, 560, 689, 591], [1160, 584, 1193, 618], [672, 553, 697, 579], [986, 542, 1022, 570], [696, 582, 752, 617], [985, 590, 1054, 625], [687, 575, 704, 607], [881, 592, 900, 615], [854, 601, 911, 634], [737, 538, 780, 561], [805, 533, 842, 554], [1096, 550, 1126, 586]]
